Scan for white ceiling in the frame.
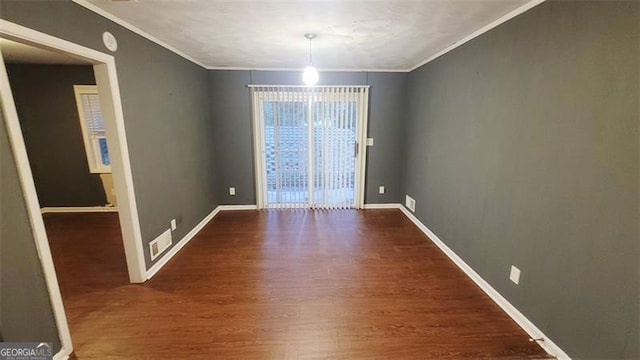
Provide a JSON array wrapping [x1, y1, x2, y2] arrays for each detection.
[[0, 38, 90, 65], [84, 0, 533, 71]]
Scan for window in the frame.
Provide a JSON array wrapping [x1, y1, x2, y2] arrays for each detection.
[[73, 85, 111, 173], [251, 86, 369, 209]]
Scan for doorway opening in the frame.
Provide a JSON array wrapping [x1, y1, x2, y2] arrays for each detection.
[[251, 86, 369, 209], [0, 20, 147, 358]]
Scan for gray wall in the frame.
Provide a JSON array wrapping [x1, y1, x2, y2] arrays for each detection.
[[366, 72, 406, 203], [1, 0, 219, 268], [208, 70, 253, 205], [6, 64, 107, 207], [402, 1, 639, 359], [209, 70, 406, 205], [1, 110, 61, 352], [3, 1, 638, 359]]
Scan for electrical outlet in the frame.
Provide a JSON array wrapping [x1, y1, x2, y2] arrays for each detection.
[[170, 219, 177, 231], [510, 265, 521, 285], [229, 187, 236, 196], [405, 195, 416, 212], [378, 186, 385, 194]]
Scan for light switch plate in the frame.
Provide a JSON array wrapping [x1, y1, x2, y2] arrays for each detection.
[[366, 138, 374, 146]]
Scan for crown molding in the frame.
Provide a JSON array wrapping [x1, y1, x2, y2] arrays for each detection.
[[207, 66, 409, 72], [71, 0, 208, 69], [72, 0, 545, 73], [408, 0, 546, 72]]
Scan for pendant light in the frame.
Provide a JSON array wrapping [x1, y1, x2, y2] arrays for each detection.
[[302, 33, 319, 85]]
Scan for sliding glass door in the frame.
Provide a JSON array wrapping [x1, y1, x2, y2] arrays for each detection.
[[262, 94, 309, 207], [311, 94, 358, 208], [251, 86, 369, 209]]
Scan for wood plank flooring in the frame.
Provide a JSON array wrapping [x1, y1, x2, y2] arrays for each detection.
[[44, 210, 551, 359]]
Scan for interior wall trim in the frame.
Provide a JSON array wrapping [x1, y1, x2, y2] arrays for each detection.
[[0, 19, 150, 359], [71, 0, 207, 69], [145, 206, 221, 279], [72, 0, 546, 73], [41, 206, 118, 214], [363, 203, 402, 209], [145, 205, 257, 279], [146, 201, 569, 358], [396, 205, 570, 359], [218, 204, 259, 211], [407, 0, 546, 71]]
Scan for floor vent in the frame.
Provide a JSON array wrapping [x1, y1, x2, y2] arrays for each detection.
[[149, 229, 172, 260]]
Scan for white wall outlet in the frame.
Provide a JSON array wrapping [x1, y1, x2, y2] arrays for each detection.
[[170, 219, 177, 231], [510, 265, 521, 285], [366, 138, 374, 146], [378, 186, 385, 194], [229, 187, 236, 196], [405, 195, 416, 212]]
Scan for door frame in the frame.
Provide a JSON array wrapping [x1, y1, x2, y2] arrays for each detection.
[[250, 85, 369, 209], [0, 20, 147, 358]]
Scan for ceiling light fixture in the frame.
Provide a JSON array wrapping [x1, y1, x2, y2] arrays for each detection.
[[302, 33, 319, 86]]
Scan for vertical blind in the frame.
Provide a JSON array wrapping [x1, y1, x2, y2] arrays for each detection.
[[251, 86, 369, 210]]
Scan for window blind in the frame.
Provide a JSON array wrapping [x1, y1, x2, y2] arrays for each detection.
[[251, 86, 369, 210], [80, 93, 105, 137]]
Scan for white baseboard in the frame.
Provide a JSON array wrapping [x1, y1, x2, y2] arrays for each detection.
[[398, 205, 570, 360], [218, 204, 258, 211], [145, 206, 222, 279], [363, 203, 402, 209], [141, 201, 569, 359], [53, 345, 71, 360], [41, 206, 118, 214], [145, 204, 257, 279]]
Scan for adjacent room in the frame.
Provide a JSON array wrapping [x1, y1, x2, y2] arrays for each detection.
[[0, 0, 637, 359]]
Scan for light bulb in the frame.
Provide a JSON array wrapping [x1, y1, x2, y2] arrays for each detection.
[[302, 65, 319, 85]]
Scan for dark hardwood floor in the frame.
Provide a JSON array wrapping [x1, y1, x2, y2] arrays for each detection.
[[44, 210, 551, 359]]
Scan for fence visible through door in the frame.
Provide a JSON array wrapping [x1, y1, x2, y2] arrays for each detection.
[[251, 86, 369, 209]]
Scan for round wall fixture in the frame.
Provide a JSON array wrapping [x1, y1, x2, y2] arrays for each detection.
[[102, 31, 118, 52]]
